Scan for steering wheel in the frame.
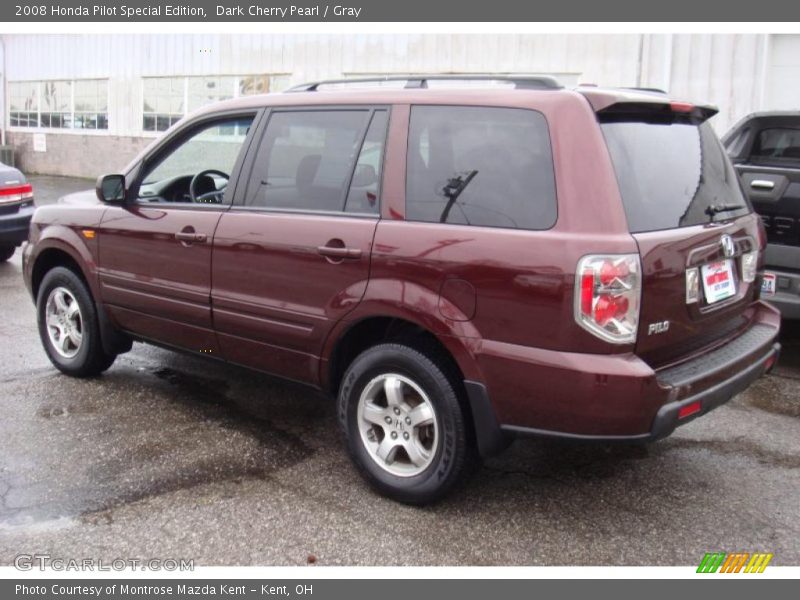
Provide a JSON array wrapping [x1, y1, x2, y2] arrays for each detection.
[[189, 169, 230, 203]]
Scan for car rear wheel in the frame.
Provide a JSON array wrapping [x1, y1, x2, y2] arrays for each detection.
[[338, 343, 475, 505], [0, 245, 15, 262], [37, 267, 117, 377]]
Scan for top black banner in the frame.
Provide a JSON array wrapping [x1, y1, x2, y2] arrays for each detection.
[[4, 0, 800, 22]]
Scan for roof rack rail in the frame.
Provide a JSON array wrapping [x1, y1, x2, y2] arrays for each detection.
[[286, 74, 562, 92]]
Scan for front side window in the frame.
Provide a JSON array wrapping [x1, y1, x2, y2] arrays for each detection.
[[406, 106, 557, 230], [137, 116, 255, 205], [244, 109, 380, 213]]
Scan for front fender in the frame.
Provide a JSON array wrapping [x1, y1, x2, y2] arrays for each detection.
[[29, 225, 100, 300]]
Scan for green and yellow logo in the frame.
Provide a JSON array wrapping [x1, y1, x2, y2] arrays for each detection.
[[697, 552, 773, 573]]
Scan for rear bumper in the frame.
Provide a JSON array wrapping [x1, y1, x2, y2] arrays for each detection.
[[0, 203, 33, 245], [469, 301, 781, 454], [648, 340, 779, 440]]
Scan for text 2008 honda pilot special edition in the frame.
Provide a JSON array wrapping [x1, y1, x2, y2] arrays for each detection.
[[23, 76, 781, 504]]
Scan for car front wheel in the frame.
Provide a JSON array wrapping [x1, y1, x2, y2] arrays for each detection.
[[37, 267, 116, 377], [338, 343, 475, 505]]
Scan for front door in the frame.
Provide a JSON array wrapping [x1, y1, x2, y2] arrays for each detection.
[[97, 113, 258, 354], [211, 108, 389, 384]]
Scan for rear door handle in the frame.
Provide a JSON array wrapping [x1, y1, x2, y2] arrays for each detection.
[[751, 180, 775, 190], [317, 245, 362, 259]]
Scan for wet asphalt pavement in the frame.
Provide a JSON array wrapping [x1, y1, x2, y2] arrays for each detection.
[[0, 175, 798, 566]]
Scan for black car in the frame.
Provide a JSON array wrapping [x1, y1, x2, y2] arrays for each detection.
[[723, 112, 800, 319], [0, 162, 34, 262]]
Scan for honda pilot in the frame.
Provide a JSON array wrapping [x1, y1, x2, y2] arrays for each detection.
[[22, 75, 781, 504]]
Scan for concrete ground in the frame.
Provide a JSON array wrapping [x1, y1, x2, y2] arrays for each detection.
[[0, 175, 798, 566]]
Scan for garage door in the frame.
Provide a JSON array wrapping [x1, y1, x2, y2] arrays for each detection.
[[766, 35, 800, 110]]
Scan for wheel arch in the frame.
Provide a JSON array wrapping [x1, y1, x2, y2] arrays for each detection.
[[321, 308, 508, 458], [30, 238, 131, 356]]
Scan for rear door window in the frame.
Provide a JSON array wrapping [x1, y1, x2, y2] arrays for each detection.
[[405, 106, 557, 230], [601, 121, 750, 233], [244, 109, 375, 212]]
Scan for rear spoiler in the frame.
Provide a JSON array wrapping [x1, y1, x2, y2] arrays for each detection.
[[578, 88, 718, 124]]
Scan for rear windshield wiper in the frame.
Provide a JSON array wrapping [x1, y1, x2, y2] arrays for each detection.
[[439, 170, 478, 223], [704, 203, 747, 221]]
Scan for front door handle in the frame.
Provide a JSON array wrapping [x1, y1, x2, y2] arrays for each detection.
[[317, 244, 362, 260], [175, 230, 207, 244]]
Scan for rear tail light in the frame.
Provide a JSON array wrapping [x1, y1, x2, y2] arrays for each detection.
[[574, 254, 641, 344], [741, 251, 758, 283], [0, 183, 33, 204]]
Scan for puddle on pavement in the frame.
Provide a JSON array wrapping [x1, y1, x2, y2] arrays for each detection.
[[4, 363, 321, 529]]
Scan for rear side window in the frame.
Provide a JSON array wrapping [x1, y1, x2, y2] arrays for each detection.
[[751, 127, 800, 163], [406, 106, 557, 230], [601, 121, 749, 233]]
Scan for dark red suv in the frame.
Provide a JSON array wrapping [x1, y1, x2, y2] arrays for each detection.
[[23, 76, 781, 504]]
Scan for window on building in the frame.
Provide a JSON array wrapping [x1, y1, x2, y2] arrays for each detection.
[[142, 74, 291, 133], [143, 77, 185, 133], [9, 82, 39, 127], [40, 81, 72, 128], [8, 79, 108, 130], [187, 76, 236, 112], [74, 80, 109, 130]]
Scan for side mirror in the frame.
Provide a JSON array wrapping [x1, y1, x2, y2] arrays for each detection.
[[351, 164, 378, 188], [96, 174, 126, 203]]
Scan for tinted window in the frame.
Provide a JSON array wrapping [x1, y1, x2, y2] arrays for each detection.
[[751, 128, 800, 163], [245, 110, 371, 211], [601, 121, 749, 233], [344, 111, 388, 214], [406, 106, 557, 230]]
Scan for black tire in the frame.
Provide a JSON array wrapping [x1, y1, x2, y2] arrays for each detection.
[[36, 266, 117, 377], [0, 245, 15, 262], [338, 343, 476, 505]]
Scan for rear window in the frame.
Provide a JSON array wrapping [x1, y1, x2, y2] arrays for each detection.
[[601, 121, 749, 233], [406, 106, 557, 230], [751, 127, 800, 163]]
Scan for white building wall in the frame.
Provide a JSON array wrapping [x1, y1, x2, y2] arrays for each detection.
[[2, 33, 794, 169], [4, 33, 649, 137]]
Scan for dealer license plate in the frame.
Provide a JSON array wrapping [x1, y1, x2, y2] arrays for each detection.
[[701, 259, 737, 304]]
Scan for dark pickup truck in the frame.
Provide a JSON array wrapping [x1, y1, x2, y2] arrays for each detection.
[[724, 113, 800, 319]]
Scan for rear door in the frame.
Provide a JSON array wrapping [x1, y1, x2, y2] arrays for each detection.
[[210, 107, 388, 384], [599, 107, 762, 367]]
